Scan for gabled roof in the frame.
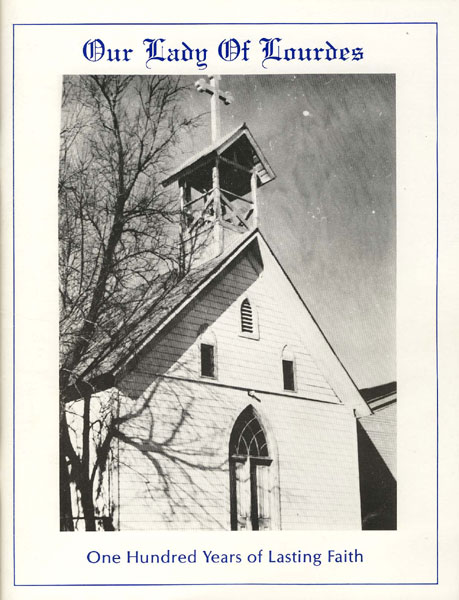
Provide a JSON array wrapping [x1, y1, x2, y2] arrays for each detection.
[[103, 229, 260, 378], [65, 230, 259, 403], [74, 226, 371, 417], [257, 233, 372, 418], [161, 123, 276, 190]]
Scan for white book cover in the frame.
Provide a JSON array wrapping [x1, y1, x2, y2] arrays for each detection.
[[1, 1, 458, 598]]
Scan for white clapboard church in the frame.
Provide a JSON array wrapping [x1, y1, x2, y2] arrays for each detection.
[[95, 76, 373, 531]]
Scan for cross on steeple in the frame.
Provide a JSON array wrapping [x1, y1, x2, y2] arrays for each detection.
[[162, 81, 275, 263], [195, 75, 233, 142]]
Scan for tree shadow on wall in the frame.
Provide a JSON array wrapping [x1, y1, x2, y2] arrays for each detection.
[[65, 361, 251, 531], [114, 375, 234, 530]]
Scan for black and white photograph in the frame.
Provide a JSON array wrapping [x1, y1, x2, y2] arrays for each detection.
[[5, 7, 455, 594], [58, 74, 396, 532]]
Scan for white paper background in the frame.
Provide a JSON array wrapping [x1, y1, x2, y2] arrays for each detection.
[[2, 2, 458, 599]]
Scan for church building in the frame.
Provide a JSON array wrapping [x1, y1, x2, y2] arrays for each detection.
[[91, 76, 376, 531]]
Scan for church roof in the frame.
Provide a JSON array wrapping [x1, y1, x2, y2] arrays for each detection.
[[161, 123, 276, 194], [359, 382, 396, 411], [70, 227, 371, 417], [93, 229, 260, 380]]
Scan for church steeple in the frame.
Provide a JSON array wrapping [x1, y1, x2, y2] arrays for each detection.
[[162, 76, 275, 262]]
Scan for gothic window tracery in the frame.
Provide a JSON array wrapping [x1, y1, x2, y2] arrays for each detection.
[[229, 406, 272, 531]]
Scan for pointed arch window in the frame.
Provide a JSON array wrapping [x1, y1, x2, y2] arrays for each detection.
[[198, 326, 217, 379], [282, 345, 296, 391], [229, 406, 272, 530], [239, 297, 259, 339]]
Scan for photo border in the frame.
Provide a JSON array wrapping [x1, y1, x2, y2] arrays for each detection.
[[11, 20, 439, 588]]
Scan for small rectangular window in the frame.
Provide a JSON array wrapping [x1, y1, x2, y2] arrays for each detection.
[[201, 343, 215, 378], [282, 359, 295, 391]]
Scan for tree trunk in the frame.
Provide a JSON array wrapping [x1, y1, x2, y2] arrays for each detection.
[[59, 406, 74, 531], [81, 394, 97, 531], [59, 446, 74, 531], [80, 480, 97, 531]]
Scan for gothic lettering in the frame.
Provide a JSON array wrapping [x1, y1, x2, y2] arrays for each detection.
[[218, 38, 251, 62], [82, 39, 133, 62], [143, 39, 207, 70], [259, 37, 364, 68]]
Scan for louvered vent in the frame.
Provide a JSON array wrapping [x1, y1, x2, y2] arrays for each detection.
[[241, 298, 253, 333]]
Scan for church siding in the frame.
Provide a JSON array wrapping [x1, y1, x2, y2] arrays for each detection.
[[116, 380, 360, 530], [120, 251, 339, 405], [265, 395, 361, 529], [59, 90, 377, 533], [113, 243, 363, 530]]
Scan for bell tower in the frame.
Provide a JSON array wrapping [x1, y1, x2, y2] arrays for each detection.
[[162, 76, 275, 266]]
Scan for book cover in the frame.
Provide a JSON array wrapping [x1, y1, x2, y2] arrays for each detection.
[[2, 1, 458, 598]]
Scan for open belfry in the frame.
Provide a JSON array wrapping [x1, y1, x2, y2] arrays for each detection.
[[96, 75, 375, 531], [162, 75, 275, 266]]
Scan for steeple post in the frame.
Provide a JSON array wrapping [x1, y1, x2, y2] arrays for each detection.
[[251, 171, 259, 228], [212, 159, 223, 254], [178, 183, 186, 275], [179, 182, 185, 214]]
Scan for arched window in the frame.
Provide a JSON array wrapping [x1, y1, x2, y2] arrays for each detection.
[[239, 297, 259, 339], [281, 345, 296, 391], [198, 326, 217, 378], [229, 406, 272, 530]]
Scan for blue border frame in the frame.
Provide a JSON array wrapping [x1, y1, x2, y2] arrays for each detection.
[[12, 21, 439, 588]]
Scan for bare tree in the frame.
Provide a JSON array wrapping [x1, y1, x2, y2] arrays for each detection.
[[59, 75, 201, 531]]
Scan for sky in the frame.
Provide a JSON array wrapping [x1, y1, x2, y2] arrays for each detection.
[[173, 75, 395, 390]]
